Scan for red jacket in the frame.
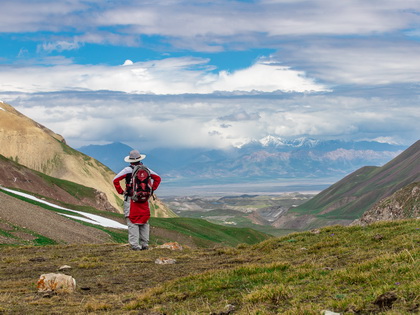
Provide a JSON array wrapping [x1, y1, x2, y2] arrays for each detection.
[[113, 165, 161, 224]]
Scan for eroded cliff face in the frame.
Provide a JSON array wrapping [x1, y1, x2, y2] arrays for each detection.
[[0, 101, 122, 213], [352, 182, 420, 226]]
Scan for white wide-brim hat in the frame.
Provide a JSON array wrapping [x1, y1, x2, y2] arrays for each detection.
[[124, 150, 146, 163]]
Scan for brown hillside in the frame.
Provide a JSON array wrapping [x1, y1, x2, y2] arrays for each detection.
[[0, 154, 115, 211], [0, 101, 121, 212], [0, 191, 113, 244]]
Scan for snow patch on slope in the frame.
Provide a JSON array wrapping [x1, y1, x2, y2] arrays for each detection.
[[0, 187, 127, 230]]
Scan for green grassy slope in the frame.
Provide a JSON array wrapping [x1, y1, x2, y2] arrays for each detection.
[[150, 217, 270, 247], [129, 219, 420, 314]]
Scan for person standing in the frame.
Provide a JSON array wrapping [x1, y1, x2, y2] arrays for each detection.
[[113, 150, 161, 250]]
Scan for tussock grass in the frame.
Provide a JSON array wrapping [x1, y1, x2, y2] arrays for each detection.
[[0, 219, 418, 314], [129, 219, 419, 314]]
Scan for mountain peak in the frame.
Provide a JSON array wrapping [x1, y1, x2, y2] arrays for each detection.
[[257, 136, 319, 148], [259, 135, 286, 147]]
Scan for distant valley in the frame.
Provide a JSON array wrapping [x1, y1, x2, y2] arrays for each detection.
[[162, 192, 315, 236], [78, 137, 406, 196]]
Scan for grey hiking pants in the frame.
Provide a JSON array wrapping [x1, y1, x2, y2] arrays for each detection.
[[124, 197, 150, 250]]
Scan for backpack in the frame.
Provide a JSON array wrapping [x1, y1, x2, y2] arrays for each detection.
[[129, 165, 152, 203]]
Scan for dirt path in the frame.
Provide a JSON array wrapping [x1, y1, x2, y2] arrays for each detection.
[[0, 191, 113, 244]]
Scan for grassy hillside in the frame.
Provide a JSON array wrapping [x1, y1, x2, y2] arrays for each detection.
[[0, 219, 418, 314], [286, 140, 420, 228], [149, 217, 270, 247], [0, 153, 116, 212], [0, 188, 270, 248]]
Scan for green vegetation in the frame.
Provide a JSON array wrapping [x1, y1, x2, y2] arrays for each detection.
[[58, 139, 80, 156], [150, 199, 178, 218], [128, 219, 419, 314], [34, 170, 99, 200], [0, 189, 271, 248], [0, 219, 417, 314], [166, 193, 313, 236], [0, 220, 58, 246], [181, 209, 293, 237], [41, 153, 63, 173], [150, 217, 270, 247]]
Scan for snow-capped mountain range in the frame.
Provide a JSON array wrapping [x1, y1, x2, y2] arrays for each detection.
[[78, 137, 408, 189]]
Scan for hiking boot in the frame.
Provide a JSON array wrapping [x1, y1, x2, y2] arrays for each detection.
[[130, 246, 142, 251], [140, 245, 149, 251]]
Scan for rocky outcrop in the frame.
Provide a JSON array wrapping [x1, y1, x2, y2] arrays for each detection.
[[352, 182, 420, 226]]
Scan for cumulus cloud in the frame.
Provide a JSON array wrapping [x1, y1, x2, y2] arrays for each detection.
[[0, 57, 327, 94]]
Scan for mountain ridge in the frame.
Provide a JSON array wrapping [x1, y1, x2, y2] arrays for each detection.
[[275, 140, 420, 230], [78, 138, 405, 189]]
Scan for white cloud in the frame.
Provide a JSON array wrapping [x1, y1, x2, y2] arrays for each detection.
[[219, 110, 260, 122], [0, 57, 326, 94], [2, 0, 420, 49], [0, 0, 86, 32], [3, 90, 419, 151], [212, 61, 327, 92], [95, 1, 420, 38], [275, 38, 420, 85], [372, 137, 401, 145]]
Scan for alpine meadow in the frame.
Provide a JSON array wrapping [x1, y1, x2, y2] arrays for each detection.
[[1, 1, 420, 314]]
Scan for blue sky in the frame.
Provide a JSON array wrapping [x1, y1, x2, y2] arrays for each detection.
[[0, 0, 419, 150]]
